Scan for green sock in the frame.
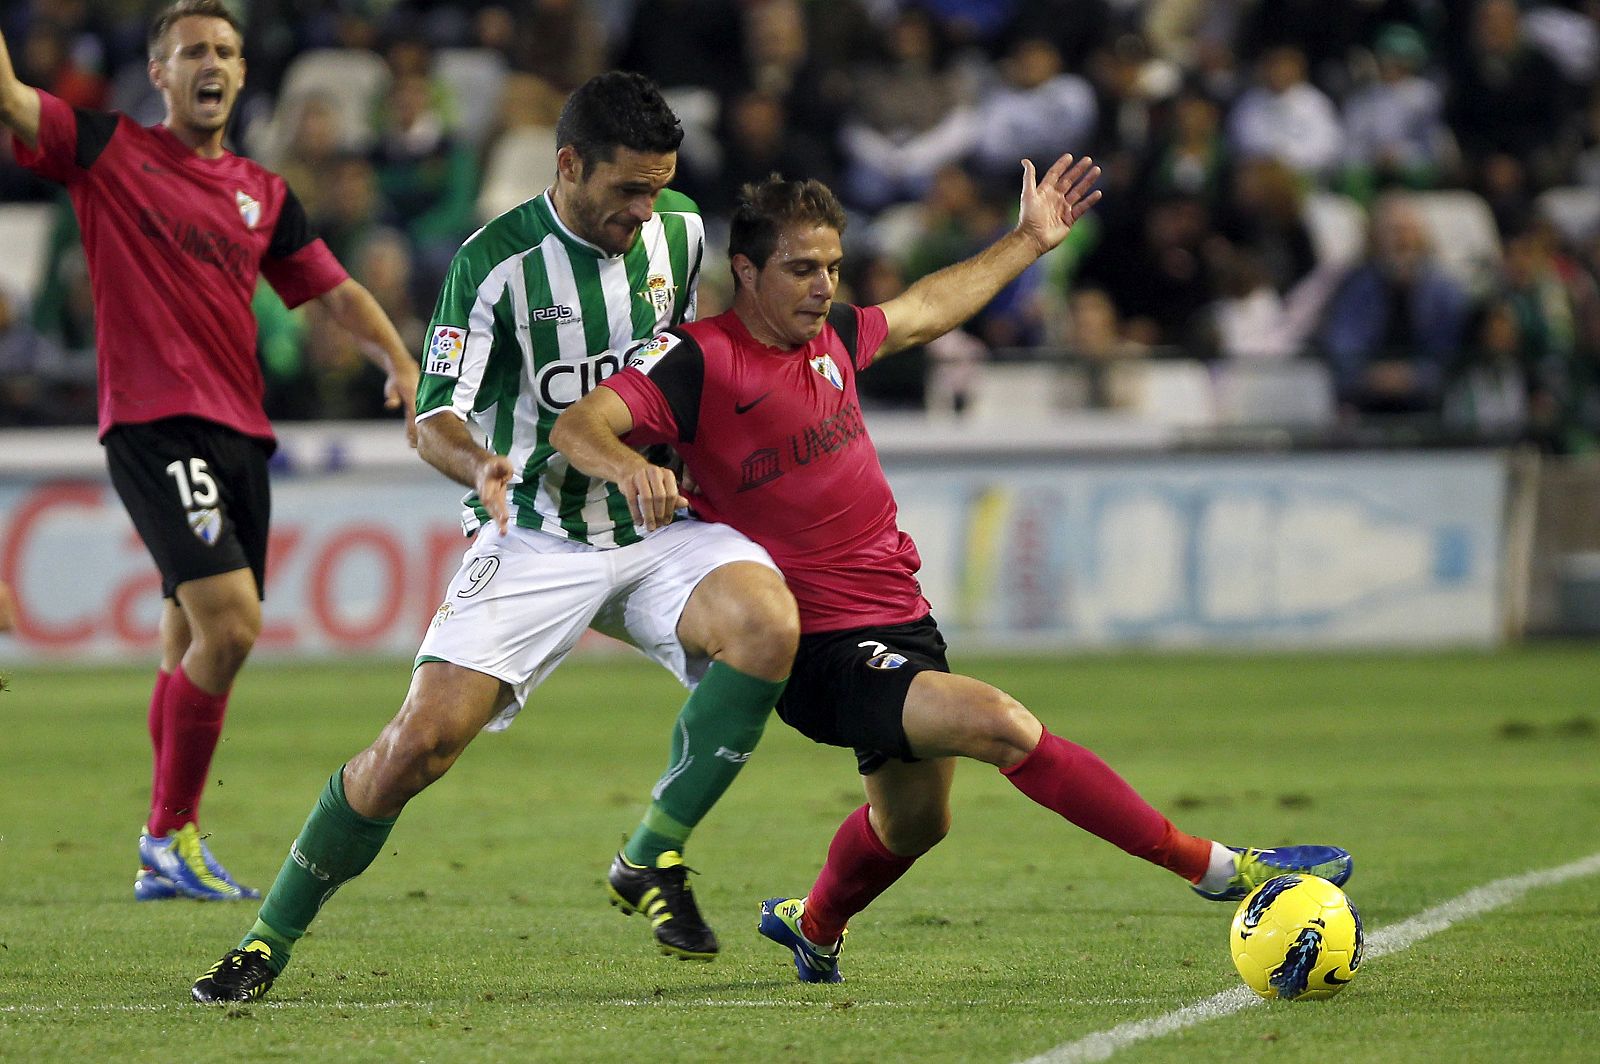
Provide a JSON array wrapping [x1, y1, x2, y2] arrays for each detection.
[[623, 662, 785, 865], [239, 766, 397, 972]]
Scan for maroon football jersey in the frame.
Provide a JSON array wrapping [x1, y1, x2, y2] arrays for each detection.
[[602, 303, 930, 633], [12, 90, 347, 440]]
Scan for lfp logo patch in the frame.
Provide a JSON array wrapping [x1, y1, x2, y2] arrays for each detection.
[[426, 325, 467, 377], [809, 352, 843, 391], [625, 332, 681, 376]]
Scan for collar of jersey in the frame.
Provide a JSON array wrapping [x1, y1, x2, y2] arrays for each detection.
[[534, 190, 625, 260], [147, 122, 234, 168]]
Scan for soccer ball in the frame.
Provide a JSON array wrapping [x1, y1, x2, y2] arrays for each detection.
[[1229, 874, 1363, 1001]]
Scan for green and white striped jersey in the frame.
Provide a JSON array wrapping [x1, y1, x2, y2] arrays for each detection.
[[416, 188, 703, 547]]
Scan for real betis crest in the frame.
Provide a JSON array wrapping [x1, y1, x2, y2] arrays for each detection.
[[236, 190, 261, 229], [809, 352, 843, 391], [637, 273, 675, 314]]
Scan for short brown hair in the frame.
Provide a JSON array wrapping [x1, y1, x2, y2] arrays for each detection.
[[728, 175, 847, 280], [148, 0, 243, 61]]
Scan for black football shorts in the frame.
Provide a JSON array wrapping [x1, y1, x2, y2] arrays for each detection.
[[776, 613, 950, 775], [104, 416, 272, 600]]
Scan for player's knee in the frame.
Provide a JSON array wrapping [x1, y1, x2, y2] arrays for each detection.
[[965, 689, 1041, 769], [712, 576, 799, 678], [196, 614, 259, 673], [877, 807, 950, 856]]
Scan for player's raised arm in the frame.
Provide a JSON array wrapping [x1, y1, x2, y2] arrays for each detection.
[[0, 24, 43, 148], [875, 152, 1101, 359], [551, 387, 688, 533], [311, 277, 422, 447]]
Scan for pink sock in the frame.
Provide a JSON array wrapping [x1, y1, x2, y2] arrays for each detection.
[[800, 804, 919, 946], [146, 669, 171, 832], [1001, 728, 1212, 882], [146, 665, 229, 837]]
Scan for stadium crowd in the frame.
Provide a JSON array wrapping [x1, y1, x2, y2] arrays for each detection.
[[1, 0, 1598, 450]]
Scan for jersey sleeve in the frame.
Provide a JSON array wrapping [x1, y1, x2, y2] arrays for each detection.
[[600, 330, 705, 445], [853, 304, 890, 370], [415, 244, 505, 423], [9, 90, 116, 183], [259, 186, 348, 307]]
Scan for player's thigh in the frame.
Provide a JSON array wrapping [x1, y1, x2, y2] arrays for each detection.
[[776, 615, 951, 772], [172, 567, 261, 643], [104, 417, 267, 599], [417, 525, 611, 728], [899, 670, 1042, 762], [861, 756, 957, 856], [596, 520, 781, 687]]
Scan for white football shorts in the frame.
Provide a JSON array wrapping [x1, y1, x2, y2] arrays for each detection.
[[416, 519, 779, 729]]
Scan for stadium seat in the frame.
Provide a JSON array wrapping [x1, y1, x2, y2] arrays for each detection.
[[1104, 359, 1218, 428], [0, 203, 57, 311], [1536, 187, 1600, 246], [433, 48, 509, 150], [276, 49, 391, 154], [1410, 190, 1502, 297], [1212, 358, 1336, 429], [964, 362, 1084, 421], [477, 125, 557, 222], [1303, 192, 1366, 270]]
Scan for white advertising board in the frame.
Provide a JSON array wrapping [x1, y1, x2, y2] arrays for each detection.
[[0, 448, 1508, 661]]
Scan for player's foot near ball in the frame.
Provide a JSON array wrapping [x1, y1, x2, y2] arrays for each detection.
[[191, 940, 278, 1003], [1192, 844, 1353, 902], [606, 850, 718, 960]]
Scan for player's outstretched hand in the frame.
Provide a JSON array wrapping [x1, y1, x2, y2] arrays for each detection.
[[476, 453, 517, 534], [622, 462, 689, 533], [1016, 153, 1102, 256], [386, 357, 421, 448]]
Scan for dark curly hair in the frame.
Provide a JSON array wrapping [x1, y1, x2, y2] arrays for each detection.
[[555, 71, 683, 169], [729, 175, 848, 279]]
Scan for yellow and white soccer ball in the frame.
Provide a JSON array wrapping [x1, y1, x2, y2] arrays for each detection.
[[1229, 874, 1363, 1001]]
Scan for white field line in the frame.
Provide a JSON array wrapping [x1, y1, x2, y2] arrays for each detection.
[[1017, 850, 1600, 1064]]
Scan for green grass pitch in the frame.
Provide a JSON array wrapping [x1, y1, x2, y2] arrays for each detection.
[[1, 648, 1597, 1062]]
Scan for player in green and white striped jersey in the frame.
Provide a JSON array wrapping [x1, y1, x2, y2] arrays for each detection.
[[416, 180, 702, 545], [190, 74, 799, 1005]]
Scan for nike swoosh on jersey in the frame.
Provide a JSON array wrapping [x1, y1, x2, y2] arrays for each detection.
[[142, 162, 168, 174], [734, 392, 771, 414]]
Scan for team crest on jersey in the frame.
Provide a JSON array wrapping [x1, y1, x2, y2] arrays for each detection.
[[188, 508, 222, 545], [637, 273, 676, 315], [426, 325, 467, 378], [809, 352, 844, 391], [625, 332, 681, 375], [235, 190, 261, 229]]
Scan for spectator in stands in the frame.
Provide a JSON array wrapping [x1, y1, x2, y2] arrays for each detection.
[[1444, 296, 1533, 441], [1216, 157, 1316, 296], [1341, 23, 1454, 201], [698, 89, 832, 217], [1318, 193, 1472, 416], [1226, 44, 1343, 182], [497, 0, 607, 93], [1130, 78, 1232, 225], [0, 282, 64, 423], [841, 33, 1096, 207], [311, 153, 387, 266], [369, 71, 480, 286], [837, 8, 967, 209], [15, 18, 104, 110], [275, 93, 343, 223], [1080, 192, 1215, 348], [1447, 0, 1575, 190], [847, 254, 929, 411]]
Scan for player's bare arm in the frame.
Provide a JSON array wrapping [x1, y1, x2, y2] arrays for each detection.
[[550, 388, 688, 533], [876, 153, 1101, 358], [0, 26, 43, 147], [416, 412, 516, 533], [312, 278, 422, 447]]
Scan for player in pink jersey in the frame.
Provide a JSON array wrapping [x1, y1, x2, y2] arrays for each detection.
[[0, 0, 420, 902], [554, 163, 1354, 982]]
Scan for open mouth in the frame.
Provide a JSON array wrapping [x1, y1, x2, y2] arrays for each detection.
[[197, 83, 225, 106]]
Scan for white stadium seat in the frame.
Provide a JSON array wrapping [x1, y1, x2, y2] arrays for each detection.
[[433, 48, 509, 150], [1410, 190, 1502, 297], [0, 203, 57, 310]]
